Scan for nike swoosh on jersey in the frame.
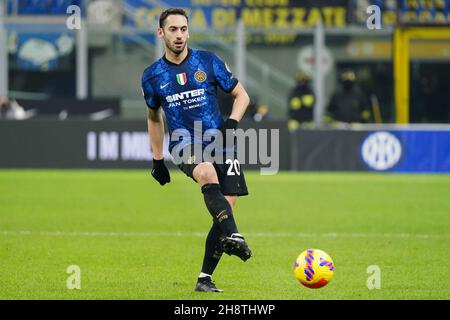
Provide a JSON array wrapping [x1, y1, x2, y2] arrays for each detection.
[[160, 82, 170, 89]]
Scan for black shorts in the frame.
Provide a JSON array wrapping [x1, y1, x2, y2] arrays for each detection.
[[177, 145, 249, 197]]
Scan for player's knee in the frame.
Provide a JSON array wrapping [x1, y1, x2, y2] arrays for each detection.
[[194, 162, 218, 184], [225, 195, 237, 209]]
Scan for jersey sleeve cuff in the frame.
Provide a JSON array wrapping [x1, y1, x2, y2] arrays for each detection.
[[146, 102, 160, 110], [223, 79, 239, 93]]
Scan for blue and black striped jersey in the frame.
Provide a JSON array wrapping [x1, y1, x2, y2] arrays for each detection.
[[141, 48, 238, 152]]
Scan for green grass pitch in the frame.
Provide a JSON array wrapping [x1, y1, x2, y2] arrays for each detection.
[[1, 170, 449, 300]]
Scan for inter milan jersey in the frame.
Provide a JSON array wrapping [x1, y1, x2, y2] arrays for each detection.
[[141, 48, 238, 152]]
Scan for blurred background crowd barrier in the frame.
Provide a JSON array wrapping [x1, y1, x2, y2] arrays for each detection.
[[0, 0, 449, 172]]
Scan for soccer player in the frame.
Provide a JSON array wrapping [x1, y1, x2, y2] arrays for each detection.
[[141, 8, 252, 293]]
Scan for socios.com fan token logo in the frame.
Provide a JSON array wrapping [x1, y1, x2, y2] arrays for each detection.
[[361, 132, 402, 171]]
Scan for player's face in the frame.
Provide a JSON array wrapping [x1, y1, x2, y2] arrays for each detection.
[[160, 15, 189, 55]]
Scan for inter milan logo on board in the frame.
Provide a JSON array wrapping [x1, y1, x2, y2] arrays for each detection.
[[361, 131, 402, 171], [176, 73, 187, 86]]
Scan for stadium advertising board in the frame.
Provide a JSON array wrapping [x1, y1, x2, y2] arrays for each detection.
[[290, 128, 450, 173], [0, 120, 289, 170], [11, 33, 74, 71], [0, 121, 448, 173], [124, 0, 348, 44], [398, 0, 450, 25], [351, 0, 450, 27]]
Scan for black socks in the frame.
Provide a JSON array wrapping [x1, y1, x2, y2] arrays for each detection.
[[201, 183, 238, 236], [201, 222, 223, 275], [200, 183, 239, 277]]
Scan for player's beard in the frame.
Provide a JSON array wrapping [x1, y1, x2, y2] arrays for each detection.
[[164, 38, 187, 55]]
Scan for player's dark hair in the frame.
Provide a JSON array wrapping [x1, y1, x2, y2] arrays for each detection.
[[159, 8, 189, 28]]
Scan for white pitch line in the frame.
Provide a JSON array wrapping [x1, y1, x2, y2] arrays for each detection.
[[1, 230, 449, 239]]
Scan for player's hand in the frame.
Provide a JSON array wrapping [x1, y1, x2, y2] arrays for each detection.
[[151, 159, 171, 186], [221, 118, 238, 148]]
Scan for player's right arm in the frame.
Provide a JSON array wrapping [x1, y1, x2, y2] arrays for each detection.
[[147, 108, 165, 161], [142, 71, 170, 186], [147, 108, 170, 186], [146, 107, 171, 186]]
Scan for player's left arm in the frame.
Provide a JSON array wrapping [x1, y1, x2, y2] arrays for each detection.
[[228, 82, 250, 122], [211, 53, 249, 126]]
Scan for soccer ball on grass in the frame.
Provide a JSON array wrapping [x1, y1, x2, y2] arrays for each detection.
[[294, 249, 334, 289]]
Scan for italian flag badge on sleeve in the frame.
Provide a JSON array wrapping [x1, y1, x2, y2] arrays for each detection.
[[176, 73, 187, 85]]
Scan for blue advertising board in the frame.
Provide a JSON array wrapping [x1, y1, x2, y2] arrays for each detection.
[[360, 130, 450, 173]]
